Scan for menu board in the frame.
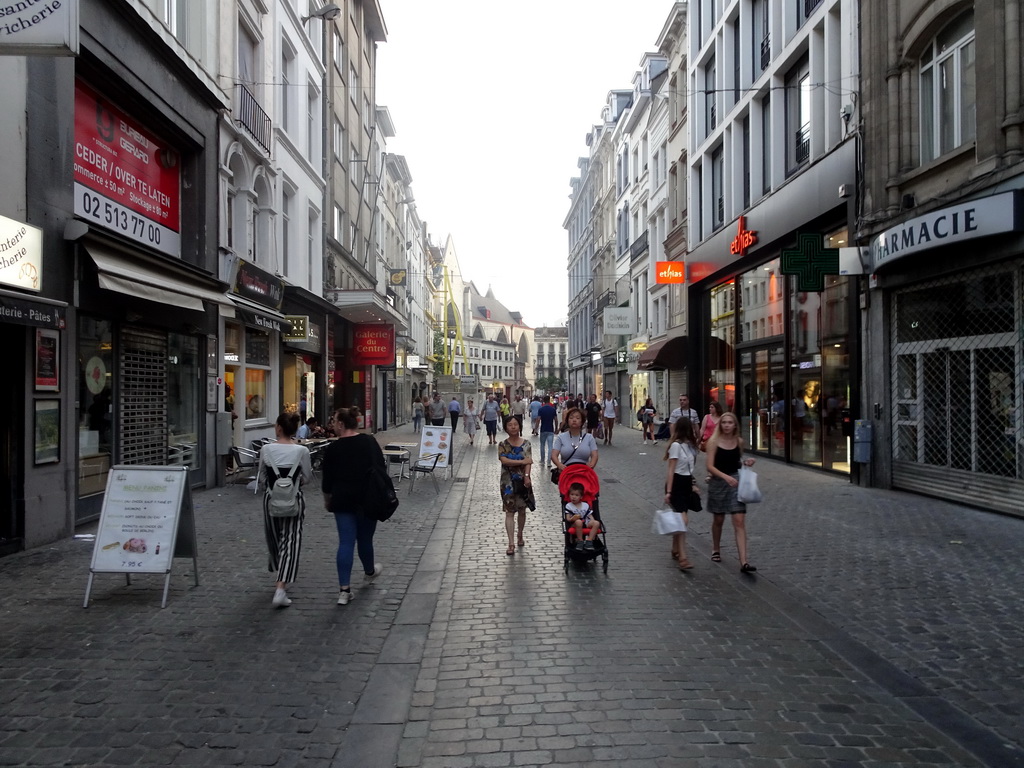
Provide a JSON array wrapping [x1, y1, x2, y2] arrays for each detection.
[[85, 466, 198, 608], [417, 426, 452, 470]]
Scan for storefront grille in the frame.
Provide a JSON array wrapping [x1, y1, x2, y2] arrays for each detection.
[[119, 327, 169, 466], [890, 262, 1023, 514]]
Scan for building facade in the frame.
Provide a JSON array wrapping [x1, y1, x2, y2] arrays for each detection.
[[685, 0, 860, 473], [857, 1, 1024, 516], [534, 326, 569, 394]]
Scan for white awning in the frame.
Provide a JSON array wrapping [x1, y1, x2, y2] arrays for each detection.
[[86, 245, 229, 312]]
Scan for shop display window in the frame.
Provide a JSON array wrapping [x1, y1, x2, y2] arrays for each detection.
[[245, 369, 267, 420], [167, 333, 201, 471], [78, 317, 113, 498]]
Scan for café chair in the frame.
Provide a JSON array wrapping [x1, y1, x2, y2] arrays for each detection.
[[408, 453, 442, 494]]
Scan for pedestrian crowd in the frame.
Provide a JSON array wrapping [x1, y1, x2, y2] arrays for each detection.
[[253, 391, 758, 610]]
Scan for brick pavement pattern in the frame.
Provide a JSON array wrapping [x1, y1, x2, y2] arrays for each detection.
[[1, 427, 1022, 767]]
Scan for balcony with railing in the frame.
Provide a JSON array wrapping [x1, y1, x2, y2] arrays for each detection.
[[794, 123, 811, 165], [629, 230, 649, 260], [235, 84, 272, 155]]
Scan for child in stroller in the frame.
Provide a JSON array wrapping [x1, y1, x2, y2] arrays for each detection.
[[558, 464, 608, 573]]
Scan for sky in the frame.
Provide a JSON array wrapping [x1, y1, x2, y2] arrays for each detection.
[[375, 0, 676, 329]]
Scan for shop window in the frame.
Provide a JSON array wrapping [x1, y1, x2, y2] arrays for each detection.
[[920, 10, 975, 164], [245, 327, 270, 420], [785, 58, 811, 174], [78, 317, 114, 498], [167, 333, 201, 470]]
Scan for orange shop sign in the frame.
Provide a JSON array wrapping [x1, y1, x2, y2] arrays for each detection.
[[655, 261, 685, 284], [351, 323, 395, 366], [730, 216, 758, 256]]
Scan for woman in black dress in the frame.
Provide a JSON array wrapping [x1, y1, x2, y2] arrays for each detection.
[[705, 411, 757, 572]]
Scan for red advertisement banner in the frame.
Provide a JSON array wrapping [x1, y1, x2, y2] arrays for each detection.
[[73, 79, 181, 256], [351, 324, 395, 366]]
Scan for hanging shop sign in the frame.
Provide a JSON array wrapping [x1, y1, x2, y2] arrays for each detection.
[[232, 259, 284, 310], [388, 269, 407, 287], [351, 323, 395, 366], [655, 261, 685, 284], [73, 79, 181, 257], [870, 191, 1022, 271], [283, 315, 309, 343], [0, 0, 79, 56], [0, 214, 43, 292], [603, 307, 635, 335], [729, 216, 758, 256]]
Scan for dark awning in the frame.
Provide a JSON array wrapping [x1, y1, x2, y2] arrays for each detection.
[[637, 336, 689, 371]]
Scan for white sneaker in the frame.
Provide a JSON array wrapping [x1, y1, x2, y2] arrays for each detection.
[[366, 564, 383, 580], [272, 588, 291, 607], [337, 589, 353, 605]]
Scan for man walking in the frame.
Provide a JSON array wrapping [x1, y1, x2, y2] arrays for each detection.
[[584, 393, 602, 435], [448, 395, 461, 431], [538, 395, 558, 466], [428, 392, 446, 426], [601, 390, 619, 446], [481, 394, 501, 445], [529, 396, 542, 435], [668, 394, 700, 440], [511, 395, 527, 427]]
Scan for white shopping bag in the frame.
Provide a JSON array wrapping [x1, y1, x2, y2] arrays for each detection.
[[737, 467, 763, 503], [652, 508, 687, 535]]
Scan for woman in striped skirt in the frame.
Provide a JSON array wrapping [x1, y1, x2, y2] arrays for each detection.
[[258, 412, 313, 607]]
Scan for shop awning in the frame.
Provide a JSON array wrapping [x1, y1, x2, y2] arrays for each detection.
[[637, 335, 689, 371], [325, 288, 408, 332], [87, 245, 230, 312], [230, 296, 292, 333]]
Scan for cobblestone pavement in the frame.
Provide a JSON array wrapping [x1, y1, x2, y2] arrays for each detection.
[[1, 427, 1022, 767]]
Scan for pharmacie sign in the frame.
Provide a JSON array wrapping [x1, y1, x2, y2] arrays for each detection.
[[870, 191, 1022, 270]]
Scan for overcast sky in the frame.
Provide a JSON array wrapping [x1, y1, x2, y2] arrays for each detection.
[[376, 0, 675, 329]]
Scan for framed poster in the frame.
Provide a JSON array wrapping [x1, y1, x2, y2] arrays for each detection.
[[35, 328, 59, 391], [34, 400, 60, 465]]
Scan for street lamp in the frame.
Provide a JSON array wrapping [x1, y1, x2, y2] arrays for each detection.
[[301, 3, 341, 22]]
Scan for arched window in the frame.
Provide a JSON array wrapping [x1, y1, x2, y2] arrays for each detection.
[[920, 10, 975, 163]]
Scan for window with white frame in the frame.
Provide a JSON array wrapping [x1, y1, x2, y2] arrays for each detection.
[[307, 82, 318, 162], [349, 62, 360, 105], [920, 10, 976, 163], [711, 146, 724, 230], [282, 187, 293, 275], [281, 42, 296, 133], [334, 30, 344, 72], [333, 118, 344, 161], [785, 58, 810, 174], [705, 55, 717, 135]]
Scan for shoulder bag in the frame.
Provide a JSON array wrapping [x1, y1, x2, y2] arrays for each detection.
[[550, 439, 581, 484]]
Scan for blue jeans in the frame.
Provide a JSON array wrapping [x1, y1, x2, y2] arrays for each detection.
[[539, 431, 554, 464], [333, 511, 377, 587]]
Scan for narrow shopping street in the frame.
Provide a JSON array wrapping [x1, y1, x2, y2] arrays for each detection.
[[1, 428, 1022, 767]]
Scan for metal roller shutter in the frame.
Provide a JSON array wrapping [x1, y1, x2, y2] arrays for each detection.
[[120, 327, 169, 466]]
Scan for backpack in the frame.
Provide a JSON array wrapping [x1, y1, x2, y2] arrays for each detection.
[[264, 453, 302, 518]]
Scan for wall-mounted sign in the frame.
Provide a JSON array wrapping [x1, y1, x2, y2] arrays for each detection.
[[351, 323, 395, 366], [0, 292, 65, 329], [781, 233, 841, 292], [603, 307, 635, 335], [232, 259, 284, 309], [655, 261, 685, 284], [870, 191, 1021, 270], [73, 79, 181, 257], [0, 0, 78, 55], [388, 269, 407, 287], [729, 215, 758, 256], [283, 315, 309, 343], [0, 214, 43, 292]]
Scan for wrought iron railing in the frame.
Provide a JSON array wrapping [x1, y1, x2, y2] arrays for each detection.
[[235, 84, 272, 154], [760, 34, 771, 71], [794, 123, 810, 165]]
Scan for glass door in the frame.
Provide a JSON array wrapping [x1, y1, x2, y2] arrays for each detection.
[[738, 344, 785, 457]]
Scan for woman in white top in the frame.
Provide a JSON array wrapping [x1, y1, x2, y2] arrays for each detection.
[[663, 417, 701, 571], [257, 412, 313, 608], [463, 398, 479, 446], [552, 408, 599, 471]]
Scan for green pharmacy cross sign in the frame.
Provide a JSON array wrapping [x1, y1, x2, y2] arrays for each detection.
[[780, 233, 840, 292]]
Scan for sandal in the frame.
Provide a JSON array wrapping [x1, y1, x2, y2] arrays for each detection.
[[506, 545, 515, 556], [711, 552, 722, 562], [677, 560, 695, 571], [741, 563, 757, 573], [517, 538, 526, 547], [671, 550, 678, 559]]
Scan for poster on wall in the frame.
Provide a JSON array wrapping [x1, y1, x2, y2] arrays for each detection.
[[35, 328, 59, 391], [33, 400, 60, 465], [73, 79, 181, 257]]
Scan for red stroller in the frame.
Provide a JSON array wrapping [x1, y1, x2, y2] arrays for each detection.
[[557, 464, 608, 573]]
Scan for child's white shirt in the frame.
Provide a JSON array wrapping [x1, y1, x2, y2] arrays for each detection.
[[564, 500, 592, 523]]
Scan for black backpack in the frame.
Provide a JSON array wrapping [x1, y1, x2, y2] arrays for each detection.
[[368, 462, 399, 522]]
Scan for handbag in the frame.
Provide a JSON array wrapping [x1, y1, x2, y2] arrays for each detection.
[[652, 508, 687, 535], [549, 437, 581, 484], [368, 462, 400, 521], [737, 467, 762, 504]]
